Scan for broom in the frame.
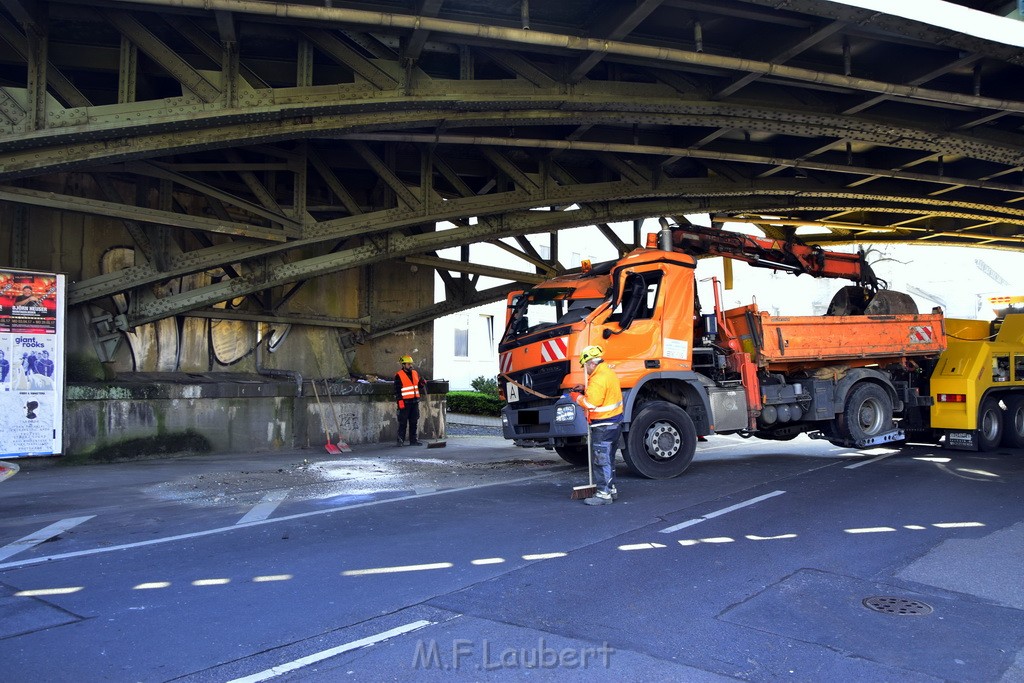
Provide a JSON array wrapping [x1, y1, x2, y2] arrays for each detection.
[[322, 379, 352, 453], [571, 370, 597, 500], [311, 381, 342, 455]]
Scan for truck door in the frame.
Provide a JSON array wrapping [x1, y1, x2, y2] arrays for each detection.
[[597, 268, 664, 379]]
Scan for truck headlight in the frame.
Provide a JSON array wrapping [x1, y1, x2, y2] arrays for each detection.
[[555, 404, 576, 423], [501, 413, 509, 426]]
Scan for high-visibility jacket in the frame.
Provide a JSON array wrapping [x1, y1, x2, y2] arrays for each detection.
[[395, 369, 423, 401], [574, 362, 623, 425]]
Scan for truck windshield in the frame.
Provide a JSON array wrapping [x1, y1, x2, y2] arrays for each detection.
[[505, 288, 605, 338]]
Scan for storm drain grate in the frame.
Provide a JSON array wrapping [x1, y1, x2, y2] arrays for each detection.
[[862, 596, 933, 616]]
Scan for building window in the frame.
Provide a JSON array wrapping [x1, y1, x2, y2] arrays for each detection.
[[454, 327, 469, 357], [483, 314, 494, 351]]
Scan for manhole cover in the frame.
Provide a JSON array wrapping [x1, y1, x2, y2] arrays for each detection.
[[862, 596, 933, 615]]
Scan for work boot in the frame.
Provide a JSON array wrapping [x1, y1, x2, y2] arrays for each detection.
[[584, 490, 613, 506], [396, 438, 405, 447], [409, 440, 422, 446]]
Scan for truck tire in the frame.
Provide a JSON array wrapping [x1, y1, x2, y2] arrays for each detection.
[[835, 383, 893, 443], [623, 402, 696, 479], [1002, 396, 1024, 449], [554, 445, 589, 466], [978, 397, 1004, 451]]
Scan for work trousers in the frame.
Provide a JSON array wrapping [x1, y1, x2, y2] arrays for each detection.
[[397, 399, 420, 442], [590, 421, 621, 493]]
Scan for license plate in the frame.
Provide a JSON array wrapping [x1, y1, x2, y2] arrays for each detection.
[[506, 382, 520, 404]]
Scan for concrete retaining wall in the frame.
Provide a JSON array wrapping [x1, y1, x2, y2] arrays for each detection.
[[63, 375, 448, 459]]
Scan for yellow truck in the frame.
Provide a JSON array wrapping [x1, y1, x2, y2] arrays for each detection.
[[924, 297, 1024, 451]]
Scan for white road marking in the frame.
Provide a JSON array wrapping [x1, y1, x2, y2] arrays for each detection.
[[236, 489, 291, 525], [0, 516, 95, 562], [0, 470, 566, 571], [227, 619, 433, 683], [659, 491, 786, 534], [844, 452, 898, 469]]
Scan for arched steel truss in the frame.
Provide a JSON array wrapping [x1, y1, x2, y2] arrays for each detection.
[[1, 0, 1022, 340]]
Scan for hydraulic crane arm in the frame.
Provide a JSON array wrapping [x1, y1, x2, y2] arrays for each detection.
[[662, 220, 880, 291]]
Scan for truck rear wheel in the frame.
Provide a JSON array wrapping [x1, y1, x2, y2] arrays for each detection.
[[554, 445, 589, 466], [1001, 396, 1024, 449], [835, 383, 893, 443], [978, 397, 1004, 451], [623, 402, 696, 479]]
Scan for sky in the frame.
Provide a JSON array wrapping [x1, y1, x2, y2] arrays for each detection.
[[824, 0, 1024, 47]]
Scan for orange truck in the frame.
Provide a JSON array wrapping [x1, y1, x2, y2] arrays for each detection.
[[499, 220, 949, 478]]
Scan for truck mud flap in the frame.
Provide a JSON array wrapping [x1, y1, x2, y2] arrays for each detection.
[[808, 429, 904, 448]]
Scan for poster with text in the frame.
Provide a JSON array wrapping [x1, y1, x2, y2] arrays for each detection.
[[0, 269, 65, 458]]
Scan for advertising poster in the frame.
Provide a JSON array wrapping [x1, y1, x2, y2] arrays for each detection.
[[0, 270, 65, 458]]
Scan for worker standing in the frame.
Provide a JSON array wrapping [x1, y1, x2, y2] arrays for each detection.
[[394, 355, 428, 446], [570, 345, 624, 505]]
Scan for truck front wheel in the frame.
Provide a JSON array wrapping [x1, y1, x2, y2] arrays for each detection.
[[623, 402, 697, 479], [554, 445, 589, 466], [1001, 396, 1024, 449], [978, 397, 1004, 451], [834, 383, 893, 443]]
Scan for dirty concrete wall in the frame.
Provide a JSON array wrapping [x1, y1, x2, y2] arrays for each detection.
[[63, 378, 448, 459], [2, 178, 438, 385]]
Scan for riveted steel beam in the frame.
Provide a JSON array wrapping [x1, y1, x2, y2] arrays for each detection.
[[0, 184, 288, 241], [366, 281, 522, 340], [185, 308, 369, 329], [105, 10, 221, 103], [404, 254, 546, 284]]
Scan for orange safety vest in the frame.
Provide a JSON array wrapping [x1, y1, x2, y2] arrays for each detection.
[[574, 362, 623, 424], [396, 369, 422, 400]]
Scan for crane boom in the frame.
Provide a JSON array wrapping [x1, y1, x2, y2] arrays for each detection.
[[664, 221, 878, 290], [655, 219, 917, 316]]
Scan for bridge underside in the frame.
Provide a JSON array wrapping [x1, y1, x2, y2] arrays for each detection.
[[0, 0, 1022, 379]]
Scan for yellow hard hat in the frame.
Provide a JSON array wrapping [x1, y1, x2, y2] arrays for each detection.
[[579, 345, 604, 366], [399, 355, 414, 364]]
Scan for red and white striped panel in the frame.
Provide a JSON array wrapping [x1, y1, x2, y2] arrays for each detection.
[[909, 326, 934, 344], [499, 352, 513, 374], [540, 337, 569, 363]]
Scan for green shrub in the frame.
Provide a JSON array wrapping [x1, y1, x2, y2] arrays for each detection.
[[469, 375, 499, 397], [447, 390, 503, 416]]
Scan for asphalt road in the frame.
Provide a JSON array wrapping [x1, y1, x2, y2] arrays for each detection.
[[2, 433, 1022, 682]]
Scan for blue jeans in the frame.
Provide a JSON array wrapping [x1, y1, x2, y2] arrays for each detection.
[[590, 422, 621, 493]]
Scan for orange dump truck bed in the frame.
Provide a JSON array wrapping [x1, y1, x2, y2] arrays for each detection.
[[724, 304, 946, 371]]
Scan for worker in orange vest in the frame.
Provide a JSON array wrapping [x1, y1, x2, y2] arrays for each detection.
[[394, 355, 428, 446], [569, 345, 623, 505]]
